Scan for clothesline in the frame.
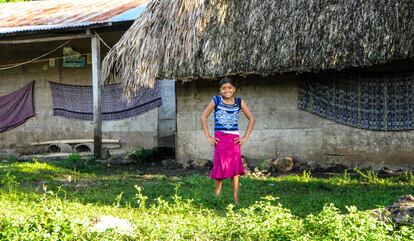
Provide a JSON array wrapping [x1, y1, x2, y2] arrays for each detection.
[[0, 51, 91, 69], [0, 32, 111, 71], [0, 40, 70, 70], [94, 31, 111, 50]]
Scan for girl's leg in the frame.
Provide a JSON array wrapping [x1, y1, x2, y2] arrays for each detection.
[[231, 175, 240, 205], [215, 179, 223, 196]]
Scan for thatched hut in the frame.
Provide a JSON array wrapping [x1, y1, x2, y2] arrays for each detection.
[[102, 0, 414, 170]]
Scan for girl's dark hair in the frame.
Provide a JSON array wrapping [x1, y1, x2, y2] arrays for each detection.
[[218, 77, 236, 88]]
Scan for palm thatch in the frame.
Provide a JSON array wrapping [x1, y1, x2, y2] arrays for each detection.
[[101, 0, 414, 98]]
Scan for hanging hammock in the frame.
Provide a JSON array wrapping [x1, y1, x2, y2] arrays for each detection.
[[49, 81, 162, 121]]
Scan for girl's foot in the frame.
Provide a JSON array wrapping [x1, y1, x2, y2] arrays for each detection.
[[234, 197, 239, 206]]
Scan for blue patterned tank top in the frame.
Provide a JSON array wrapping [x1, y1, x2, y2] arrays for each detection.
[[213, 95, 241, 132]]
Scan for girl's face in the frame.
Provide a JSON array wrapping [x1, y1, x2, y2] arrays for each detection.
[[219, 83, 236, 99]]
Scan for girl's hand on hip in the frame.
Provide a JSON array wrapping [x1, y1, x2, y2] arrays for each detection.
[[235, 136, 248, 145], [207, 136, 219, 145]]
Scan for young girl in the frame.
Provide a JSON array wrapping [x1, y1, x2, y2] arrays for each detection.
[[201, 77, 255, 205]]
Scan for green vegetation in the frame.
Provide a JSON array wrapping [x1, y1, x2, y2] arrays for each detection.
[[0, 0, 29, 3], [132, 146, 175, 163], [134, 147, 152, 162], [0, 157, 413, 240]]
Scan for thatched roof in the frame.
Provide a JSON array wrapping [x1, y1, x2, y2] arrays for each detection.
[[101, 0, 414, 97]]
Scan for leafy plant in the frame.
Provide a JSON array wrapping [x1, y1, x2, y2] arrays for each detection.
[[0, 172, 19, 192], [134, 148, 151, 161], [399, 171, 414, 183], [66, 153, 81, 162], [354, 168, 384, 184], [134, 185, 148, 210], [301, 170, 312, 182], [114, 192, 124, 208]]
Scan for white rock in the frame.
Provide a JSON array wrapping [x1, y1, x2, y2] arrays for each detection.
[[92, 215, 134, 234]]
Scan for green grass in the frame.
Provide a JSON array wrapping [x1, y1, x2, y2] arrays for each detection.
[[0, 157, 414, 240]]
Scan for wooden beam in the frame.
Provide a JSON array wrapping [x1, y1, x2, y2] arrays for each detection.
[[91, 34, 102, 159], [0, 33, 91, 44], [30, 139, 120, 146]]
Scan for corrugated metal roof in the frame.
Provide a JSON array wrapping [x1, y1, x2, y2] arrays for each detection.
[[0, 0, 149, 35]]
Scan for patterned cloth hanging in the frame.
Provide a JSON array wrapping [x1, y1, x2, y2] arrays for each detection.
[[0, 81, 34, 132], [49, 81, 162, 121], [298, 71, 414, 131]]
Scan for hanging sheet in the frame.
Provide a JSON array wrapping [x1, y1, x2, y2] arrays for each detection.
[[49, 81, 162, 121], [298, 71, 414, 130], [0, 81, 34, 132]]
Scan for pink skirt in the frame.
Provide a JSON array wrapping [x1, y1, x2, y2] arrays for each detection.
[[210, 131, 245, 180]]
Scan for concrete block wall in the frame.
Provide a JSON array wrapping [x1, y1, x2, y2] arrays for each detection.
[[176, 75, 414, 170], [157, 79, 176, 147]]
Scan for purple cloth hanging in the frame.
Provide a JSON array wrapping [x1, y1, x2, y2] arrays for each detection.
[[49, 81, 162, 121], [0, 81, 34, 132]]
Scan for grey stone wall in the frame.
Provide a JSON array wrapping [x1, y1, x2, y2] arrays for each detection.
[[0, 32, 159, 154], [176, 75, 414, 170], [157, 79, 176, 147]]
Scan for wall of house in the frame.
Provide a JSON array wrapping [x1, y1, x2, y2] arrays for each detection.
[[157, 79, 176, 147], [0, 31, 169, 155], [176, 73, 414, 170]]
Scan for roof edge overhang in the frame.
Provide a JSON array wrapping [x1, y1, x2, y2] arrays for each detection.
[[0, 20, 135, 39], [0, 1, 148, 37]]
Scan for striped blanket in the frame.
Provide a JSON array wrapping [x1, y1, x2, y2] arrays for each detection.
[[0, 81, 34, 132], [298, 71, 414, 130], [49, 81, 162, 121]]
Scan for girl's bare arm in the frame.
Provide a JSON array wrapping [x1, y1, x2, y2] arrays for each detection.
[[201, 100, 219, 145], [236, 99, 255, 145]]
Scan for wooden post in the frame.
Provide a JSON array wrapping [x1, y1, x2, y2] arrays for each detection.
[[91, 34, 102, 159]]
